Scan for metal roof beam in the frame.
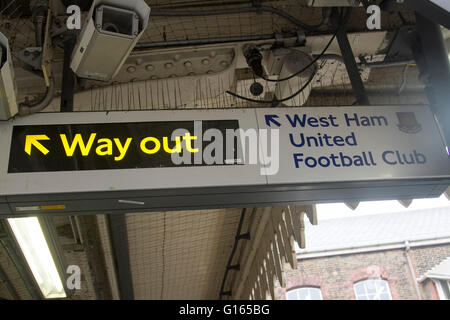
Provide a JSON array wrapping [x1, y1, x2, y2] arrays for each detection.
[[108, 214, 134, 300]]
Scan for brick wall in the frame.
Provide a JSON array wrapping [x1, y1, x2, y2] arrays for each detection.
[[275, 244, 450, 300], [409, 245, 450, 276], [409, 245, 450, 300]]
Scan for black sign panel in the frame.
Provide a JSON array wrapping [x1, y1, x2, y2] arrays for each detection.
[[8, 120, 240, 173]]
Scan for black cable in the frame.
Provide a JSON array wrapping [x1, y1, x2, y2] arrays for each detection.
[[259, 8, 347, 83], [224, 8, 348, 104], [219, 209, 247, 300], [225, 68, 317, 105], [259, 37, 333, 83]]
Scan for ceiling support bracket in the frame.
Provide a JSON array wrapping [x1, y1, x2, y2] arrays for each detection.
[[108, 214, 134, 300], [332, 8, 370, 105], [60, 35, 76, 112]]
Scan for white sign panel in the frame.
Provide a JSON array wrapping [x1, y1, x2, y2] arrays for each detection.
[[0, 105, 448, 215], [256, 105, 450, 184]]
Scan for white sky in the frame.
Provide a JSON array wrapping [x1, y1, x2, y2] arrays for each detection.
[[316, 194, 450, 221]]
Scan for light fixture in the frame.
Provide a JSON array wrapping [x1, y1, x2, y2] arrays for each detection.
[[7, 217, 66, 299]]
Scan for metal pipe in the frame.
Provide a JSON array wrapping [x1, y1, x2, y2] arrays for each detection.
[[151, 6, 325, 32], [135, 34, 277, 49], [297, 236, 450, 260], [18, 76, 55, 116], [30, 0, 48, 47], [33, 17, 44, 47], [361, 59, 415, 68], [404, 241, 423, 299], [21, 0, 55, 117], [318, 54, 415, 68]]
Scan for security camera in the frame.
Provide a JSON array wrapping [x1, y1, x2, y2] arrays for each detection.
[[0, 32, 18, 120], [71, 0, 150, 82]]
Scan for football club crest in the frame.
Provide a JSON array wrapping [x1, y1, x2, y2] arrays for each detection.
[[397, 112, 422, 134]]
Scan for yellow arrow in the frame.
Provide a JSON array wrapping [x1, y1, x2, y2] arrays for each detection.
[[25, 135, 50, 156]]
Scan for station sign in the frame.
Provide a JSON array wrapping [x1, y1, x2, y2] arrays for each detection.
[[8, 120, 240, 173], [0, 106, 448, 216], [255, 105, 450, 185]]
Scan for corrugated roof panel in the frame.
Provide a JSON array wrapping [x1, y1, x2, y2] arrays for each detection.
[[297, 206, 450, 254], [126, 208, 243, 299]]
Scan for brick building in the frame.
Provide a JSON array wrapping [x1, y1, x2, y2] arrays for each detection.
[[276, 207, 450, 300]]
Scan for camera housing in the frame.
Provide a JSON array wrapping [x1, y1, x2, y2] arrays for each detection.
[[70, 0, 150, 82], [0, 32, 18, 120]]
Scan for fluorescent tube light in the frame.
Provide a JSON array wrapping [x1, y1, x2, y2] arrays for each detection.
[[7, 217, 66, 299]]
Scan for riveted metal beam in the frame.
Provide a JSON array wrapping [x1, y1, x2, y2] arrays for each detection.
[[108, 214, 134, 300]]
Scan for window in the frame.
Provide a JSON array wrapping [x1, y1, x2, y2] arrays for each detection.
[[354, 279, 392, 300], [286, 287, 323, 300], [434, 280, 450, 300]]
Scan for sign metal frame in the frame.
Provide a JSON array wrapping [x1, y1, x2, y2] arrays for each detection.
[[0, 106, 449, 217]]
